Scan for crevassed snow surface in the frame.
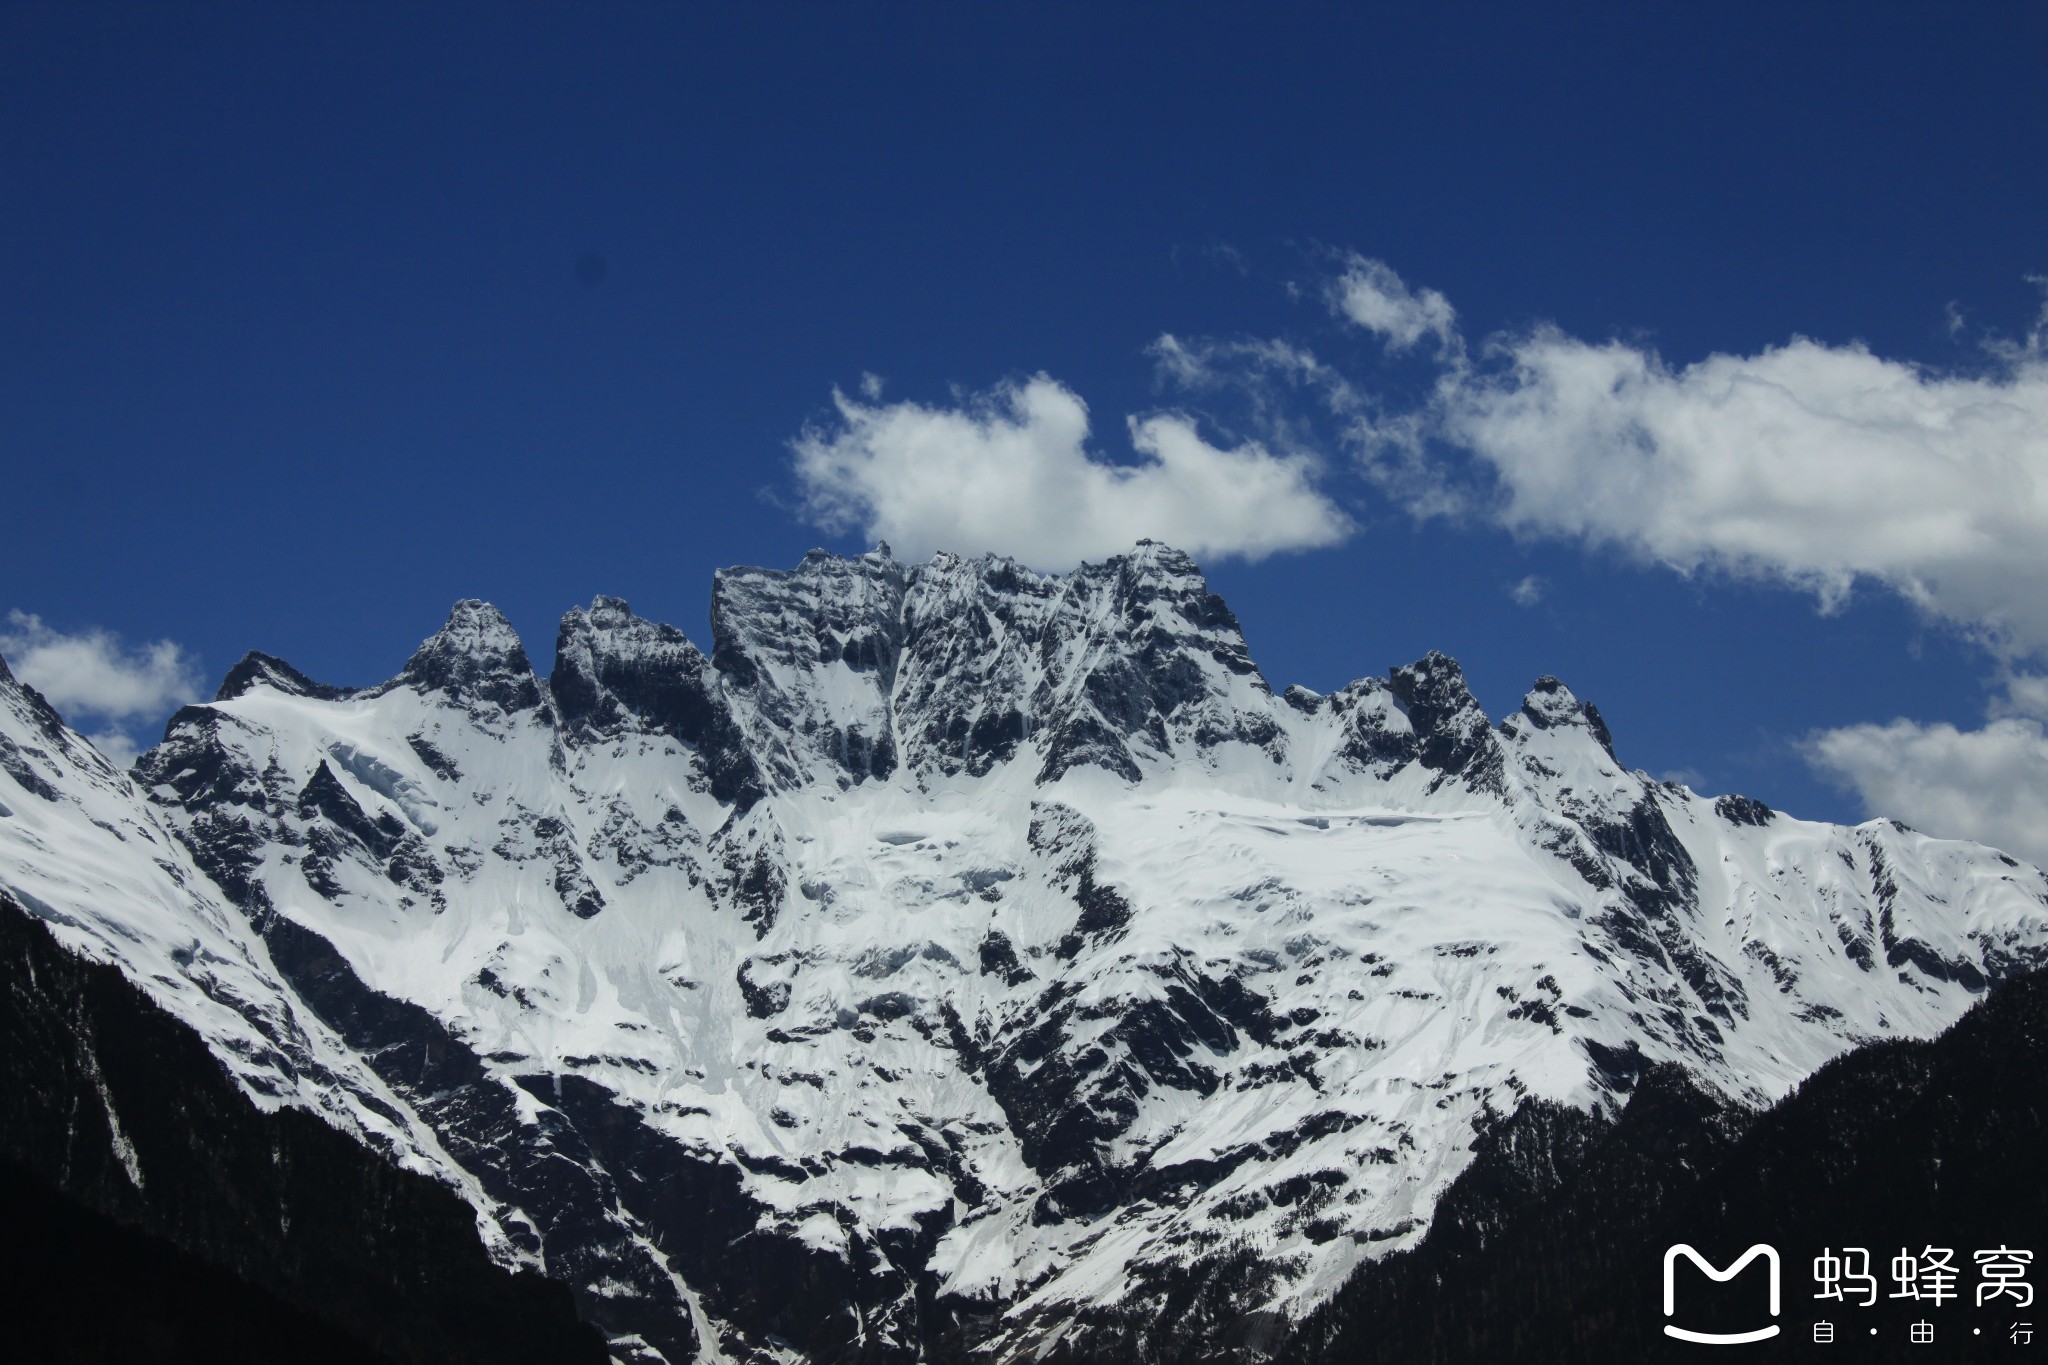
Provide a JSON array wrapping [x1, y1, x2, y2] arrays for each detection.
[[5, 544, 2046, 1363]]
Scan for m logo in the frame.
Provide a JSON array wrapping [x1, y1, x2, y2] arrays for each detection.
[[1663, 1244, 1782, 1344]]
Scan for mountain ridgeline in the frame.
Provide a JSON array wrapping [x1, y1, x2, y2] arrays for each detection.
[[1, 542, 2045, 1363]]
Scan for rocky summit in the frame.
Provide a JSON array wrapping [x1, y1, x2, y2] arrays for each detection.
[[3, 543, 2046, 1363]]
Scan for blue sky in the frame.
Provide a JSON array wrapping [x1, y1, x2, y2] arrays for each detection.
[[5, 3, 2048, 853]]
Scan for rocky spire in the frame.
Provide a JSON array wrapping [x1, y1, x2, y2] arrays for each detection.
[[390, 601, 544, 714], [1387, 651, 1503, 791]]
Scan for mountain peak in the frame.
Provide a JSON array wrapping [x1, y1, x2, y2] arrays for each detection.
[[1387, 651, 1501, 786], [423, 598, 520, 646], [1098, 539, 1206, 593], [393, 600, 543, 713], [1126, 536, 1191, 563], [1514, 675, 1618, 760], [215, 651, 351, 703], [0, 648, 74, 750], [1078, 542, 1259, 680]]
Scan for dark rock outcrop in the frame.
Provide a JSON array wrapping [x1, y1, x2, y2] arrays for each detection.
[[216, 650, 354, 703], [552, 595, 764, 808]]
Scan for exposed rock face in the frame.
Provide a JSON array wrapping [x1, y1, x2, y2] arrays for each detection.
[[6, 543, 2048, 1364], [553, 595, 763, 808], [708, 542, 1285, 794], [712, 549, 911, 789], [1387, 651, 1502, 791]]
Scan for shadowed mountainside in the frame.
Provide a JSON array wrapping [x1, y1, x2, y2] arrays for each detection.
[[0, 889, 609, 1365]]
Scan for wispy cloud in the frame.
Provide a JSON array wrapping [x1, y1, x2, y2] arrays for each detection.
[[1508, 575, 1545, 608], [790, 374, 1352, 570], [0, 610, 201, 765], [1994, 672, 2048, 722], [1327, 252, 1460, 357]]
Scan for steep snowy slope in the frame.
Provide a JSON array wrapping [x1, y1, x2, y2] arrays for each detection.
[[8, 542, 2047, 1364], [0, 653, 481, 1199]]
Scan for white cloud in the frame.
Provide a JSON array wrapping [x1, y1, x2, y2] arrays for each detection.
[[0, 611, 201, 764], [86, 729, 142, 768], [1314, 260, 2048, 660], [1328, 253, 1460, 356], [1804, 670, 2048, 864], [1992, 671, 2048, 722], [1806, 714, 2048, 868], [1164, 253, 2048, 861], [790, 374, 1352, 570], [1439, 331, 2048, 649]]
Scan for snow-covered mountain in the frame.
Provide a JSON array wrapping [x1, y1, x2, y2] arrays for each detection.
[[5, 541, 2046, 1363]]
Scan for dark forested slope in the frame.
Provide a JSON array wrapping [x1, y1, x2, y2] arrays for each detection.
[[1292, 968, 2048, 1364]]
